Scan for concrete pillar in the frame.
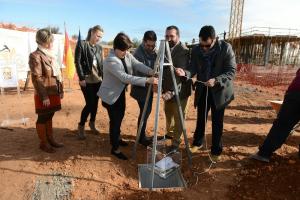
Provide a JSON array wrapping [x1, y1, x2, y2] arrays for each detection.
[[264, 39, 271, 66]]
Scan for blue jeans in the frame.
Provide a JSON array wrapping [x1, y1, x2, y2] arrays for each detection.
[[79, 82, 101, 125], [137, 94, 153, 140]]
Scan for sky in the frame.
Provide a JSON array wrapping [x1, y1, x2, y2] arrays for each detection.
[[0, 0, 300, 43]]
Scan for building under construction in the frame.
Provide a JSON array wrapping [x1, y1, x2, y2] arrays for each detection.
[[228, 27, 300, 67]]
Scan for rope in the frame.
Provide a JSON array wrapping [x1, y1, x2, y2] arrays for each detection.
[[192, 86, 216, 178], [163, 55, 216, 180], [164, 56, 207, 84]]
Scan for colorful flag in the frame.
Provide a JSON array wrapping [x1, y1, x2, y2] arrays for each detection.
[[63, 28, 75, 80], [76, 29, 81, 49]]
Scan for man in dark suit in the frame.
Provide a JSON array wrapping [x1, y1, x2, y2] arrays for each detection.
[[177, 25, 236, 161], [130, 31, 157, 146], [162, 25, 192, 148]]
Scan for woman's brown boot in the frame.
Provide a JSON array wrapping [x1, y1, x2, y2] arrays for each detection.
[[46, 120, 64, 148], [36, 123, 55, 153]]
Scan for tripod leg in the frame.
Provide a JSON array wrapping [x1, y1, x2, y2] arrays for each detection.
[[150, 41, 165, 190], [132, 84, 152, 159], [165, 43, 192, 166], [132, 43, 163, 160]]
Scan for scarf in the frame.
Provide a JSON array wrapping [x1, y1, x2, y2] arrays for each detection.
[[38, 45, 63, 83], [199, 44, 217, 81]]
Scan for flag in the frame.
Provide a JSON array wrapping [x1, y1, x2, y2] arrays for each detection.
[[63, 28, 76, 80], [77, 29, 81, 50]]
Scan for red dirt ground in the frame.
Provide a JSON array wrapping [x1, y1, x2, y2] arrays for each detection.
[[0, 80, 299, 200]]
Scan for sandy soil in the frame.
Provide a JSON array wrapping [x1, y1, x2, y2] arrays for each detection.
[[0, 80, 299, 200]]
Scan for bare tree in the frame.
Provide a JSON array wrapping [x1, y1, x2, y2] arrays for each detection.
[[45, 26, 61, 34], [132, 38, 141, 48]]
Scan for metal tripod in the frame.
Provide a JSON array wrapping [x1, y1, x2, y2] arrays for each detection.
[[132, 40, 192, 189]]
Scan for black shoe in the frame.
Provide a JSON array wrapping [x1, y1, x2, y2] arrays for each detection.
[[111, 150, 128, 160], [165, 135, 173, 139], [119, 139, 129, 146], [139, 138, 152, 146], [157, 135, 173, 140], [165, 145, 179, 153], [249, 152, 270, 163]]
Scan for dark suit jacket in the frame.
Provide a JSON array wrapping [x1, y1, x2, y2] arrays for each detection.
[[75, 40, 103, 81], [130, 44, 157, 102], [187, 40, 236, 110], [162, 41, 192, 100]]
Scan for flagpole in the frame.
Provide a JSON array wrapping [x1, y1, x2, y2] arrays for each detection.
[[63, 22, 74, 93]]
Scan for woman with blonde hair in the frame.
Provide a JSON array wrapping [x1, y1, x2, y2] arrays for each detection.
[[75, 25, 104, 139], [29, 28, 64, 153]]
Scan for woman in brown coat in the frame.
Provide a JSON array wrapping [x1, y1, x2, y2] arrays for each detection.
[[29, 28, 64, 153]]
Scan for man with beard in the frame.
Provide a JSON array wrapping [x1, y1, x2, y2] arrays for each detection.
[[162, 25, 192, 148], [177, 25, 236, 161], [130, 30, 157, 146]]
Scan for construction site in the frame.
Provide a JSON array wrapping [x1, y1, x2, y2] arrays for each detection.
[[0, 0, 299, 199]]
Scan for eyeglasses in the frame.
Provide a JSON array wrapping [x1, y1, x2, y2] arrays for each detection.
[[200, 44, 212, 48], [165, 35, 176, 39], [145, 44, 156, 49]]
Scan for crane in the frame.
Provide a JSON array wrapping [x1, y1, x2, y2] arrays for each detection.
[[228, 0, 245, 39]]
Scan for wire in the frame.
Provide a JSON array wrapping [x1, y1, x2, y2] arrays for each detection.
[[164, 56, 207, 84], [191, 86, 216, 181]]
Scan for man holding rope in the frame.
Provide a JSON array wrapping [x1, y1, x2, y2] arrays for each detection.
[[162, 25, 192, 148], [176, 25, 236, 161]]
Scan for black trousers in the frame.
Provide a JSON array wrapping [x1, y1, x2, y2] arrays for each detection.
[[137, 94, 153, 140], [102, 90, 126, 151], [37, 112, 54, 124], [259, 91, 300, 158], [193, 88, 225, 155], [79, 82, 101, 125]]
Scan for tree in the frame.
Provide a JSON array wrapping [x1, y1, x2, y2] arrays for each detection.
[[45, 26, 61, 34], [107, 40, 114, 46], [71, 34, 78, 40], [132, 38, 141, 48]]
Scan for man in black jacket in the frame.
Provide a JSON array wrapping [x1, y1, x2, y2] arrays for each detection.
[[75, 25, 104, 139], [130, 30, 157, 146], [177, 25, 236, 161]]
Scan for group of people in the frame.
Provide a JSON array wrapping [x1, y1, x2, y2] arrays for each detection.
[[29, 24, 299, 162]]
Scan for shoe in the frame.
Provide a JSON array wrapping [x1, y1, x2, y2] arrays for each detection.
[[165, 135, 173, 139], [119, 139, 128, 146], [46, 120, 64, 148], [157, 135, 173, 140], [210, 154, 220, 163], [36, 123, 55, 153], [139, 138, 152, 146], [171, 138, 182, 147], [157, 136, 165, 140], [166, 144, 179, 153], [111, 150, 128, 160], [78, 124, 86, 140], [189, 145, 203, 153], [89, 121, 100, 134], [250, 152, 270, 163]]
